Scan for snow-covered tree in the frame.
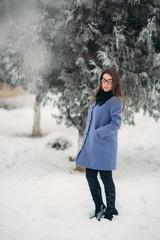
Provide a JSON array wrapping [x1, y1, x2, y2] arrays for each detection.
[[1, 11, 52, 136], [54, 0, 160, 125], [0, 0, 63, 136]]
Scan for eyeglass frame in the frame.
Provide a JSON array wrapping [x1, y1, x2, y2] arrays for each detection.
[[101, 78, 114, 85]]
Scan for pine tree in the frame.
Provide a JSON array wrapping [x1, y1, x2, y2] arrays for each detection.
[[55, 0, 160, 124]]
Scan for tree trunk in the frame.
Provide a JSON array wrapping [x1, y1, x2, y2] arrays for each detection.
[[32, 94, 41, 137], [75, 130, 86, 172]]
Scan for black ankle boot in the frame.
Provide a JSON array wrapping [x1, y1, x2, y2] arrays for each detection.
[[104, 192, 118, 220], [89, 189, 106, 219]]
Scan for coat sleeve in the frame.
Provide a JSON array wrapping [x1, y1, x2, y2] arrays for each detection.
[[96, 97, 123, 138]]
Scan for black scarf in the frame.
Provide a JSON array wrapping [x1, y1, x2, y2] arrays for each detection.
[[96, 90, 114, 106]]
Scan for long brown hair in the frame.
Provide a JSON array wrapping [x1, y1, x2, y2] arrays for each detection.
[[90, 67, 125, 111]]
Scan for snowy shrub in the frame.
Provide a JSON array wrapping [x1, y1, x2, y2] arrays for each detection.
[[47, 137, 72, 150]]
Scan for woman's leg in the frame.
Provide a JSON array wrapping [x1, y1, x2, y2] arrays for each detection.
[[99, 170, 118, 218], [99, 170, 115, 193], [86, 168, 105, 218], [86, 168, 100, 190]]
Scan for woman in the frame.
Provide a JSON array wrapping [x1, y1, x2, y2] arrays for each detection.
[[76, 67, 125, 221]]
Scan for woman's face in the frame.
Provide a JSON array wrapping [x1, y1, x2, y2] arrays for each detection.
[[101, 73, 113, 92]]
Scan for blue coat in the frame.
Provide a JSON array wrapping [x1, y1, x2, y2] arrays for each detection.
[[76, 96, 123, 170]]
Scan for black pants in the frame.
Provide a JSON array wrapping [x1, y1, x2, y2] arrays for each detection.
[[86, 168, 115, 194]]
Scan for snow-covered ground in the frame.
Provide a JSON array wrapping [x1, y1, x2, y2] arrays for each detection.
[[0, 94, 160, 240]]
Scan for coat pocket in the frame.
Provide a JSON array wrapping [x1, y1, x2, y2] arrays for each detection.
[[93, 128, 114, 142], [93, 128, 107, 142]]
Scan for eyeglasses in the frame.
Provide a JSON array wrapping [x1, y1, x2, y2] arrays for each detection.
[[101, 78, 114, 85]]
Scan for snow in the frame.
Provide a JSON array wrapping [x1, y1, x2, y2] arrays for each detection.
[[0, 94, 160, 240]]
